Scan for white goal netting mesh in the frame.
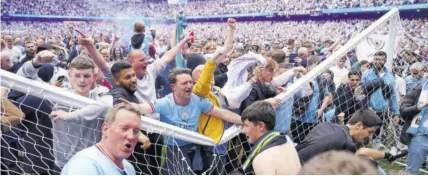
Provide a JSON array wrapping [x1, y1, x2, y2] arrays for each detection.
[[1, 8, 427, 175]]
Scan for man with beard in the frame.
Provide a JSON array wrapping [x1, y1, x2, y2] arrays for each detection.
[[20, 41, 37, 64], [109, 61, 152, 174], [78, 29, 192, 174], [362, 51, 400, 149], [110, 61, 138, 105]]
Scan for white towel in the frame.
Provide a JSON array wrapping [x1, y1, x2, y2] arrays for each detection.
[[221, 52, 267, 109]]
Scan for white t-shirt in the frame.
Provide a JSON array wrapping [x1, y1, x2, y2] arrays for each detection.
[[135, 58, 167, 104], [4, 46, 23, 63], [395, 75, 406, 105], [329, 66, 349, 89]]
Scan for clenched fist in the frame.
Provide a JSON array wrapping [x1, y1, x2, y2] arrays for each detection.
[[33, 50, 56, 66], [227, 18, 236, 30]]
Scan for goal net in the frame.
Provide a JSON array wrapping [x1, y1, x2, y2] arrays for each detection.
[[219, 8, 428, 175], [1, 8, 427, 175], [0, 69, 217, 175]]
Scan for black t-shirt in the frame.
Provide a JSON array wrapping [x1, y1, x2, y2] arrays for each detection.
[[296, 122, 356, 164]]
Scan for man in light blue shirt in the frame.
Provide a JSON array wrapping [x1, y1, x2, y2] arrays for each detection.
[[61, 103, 142, 175], [362, 51, 399, 149], [124, 68, 243, 175]]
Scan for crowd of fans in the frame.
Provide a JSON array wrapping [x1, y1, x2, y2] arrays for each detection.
[[2, 0, 428, 17], [1, 1, 428, 174], [2, 18, 427, 52]]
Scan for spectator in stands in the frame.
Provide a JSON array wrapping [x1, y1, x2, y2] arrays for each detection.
[[273, 66, 307, 135], [0, 91, 24, 175], [1, 53, 19, 72], [3, 35, 22, 62], [240, 59, 282, 112], [20, 40, 37, 64], [128, 21, 153, 57], [13, 76, 56, 174], [121, 67, 242, 175], [296, 47, 309, 67], [296, 109, 403, 164], [333, 69, 385, 123], [96, 35, 191, 174], [42, 55, 112, 169], [271, 49, 286, 64], [67, 39, 79, 64], [14, 37, 24, 54], [352, 59, 370, 73], [36, 38, 45, 48], [291, 55, 332, 144], [10, 51, 58, 174], [362, 51, 400, 149], [111, 47, 124, 62], [329, 56, 349, 89], [405, 62, 426, 90], [393, 66, 407, 105], [400, 79, 428, 174], [61, 103, 140, 175], [190, 18, 236, 174], [398, 50, 422, 76], [110, 61, 138, 105], [299, 151, 378, 175], [241, 101, 301, 175]]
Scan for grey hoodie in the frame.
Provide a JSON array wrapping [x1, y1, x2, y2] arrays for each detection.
[[17, 61, 111, 168]]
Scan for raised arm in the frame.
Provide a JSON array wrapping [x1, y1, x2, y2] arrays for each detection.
[[193, 18, 237, 96], [17, 50, 55, 80], [161, 33, 192, 65], [170, 26, 177, 47], [76, 30, 110, 73], [108, 34, 119, 54]]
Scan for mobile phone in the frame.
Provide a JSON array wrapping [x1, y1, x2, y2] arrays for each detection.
[[57, 75, 66, 82]]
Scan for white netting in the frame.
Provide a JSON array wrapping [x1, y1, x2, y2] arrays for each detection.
[[0, 69, 217, 175], [192, 8, 427, 175], [1, 8, 428, 175], [270, 8, 428, 174]]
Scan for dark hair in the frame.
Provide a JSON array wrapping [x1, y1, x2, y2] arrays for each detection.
[[307, 55, 321, 67], [168, 68, 192, 84], [271, 50, 286, 63], [348, 69, 362, 78], [111, 61, 133, 79], [241, 101, 276, 131], [347, 109, 382, 128], [323, 69, 334, 79], [287, 39, 295, 45], [360, 60, 369, 66], [374, 51, 387, 58]]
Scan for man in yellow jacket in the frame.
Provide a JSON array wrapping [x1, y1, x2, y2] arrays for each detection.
[[191, 18, 238, 174]]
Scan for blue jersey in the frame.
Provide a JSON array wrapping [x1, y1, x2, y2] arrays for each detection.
[[153, 93, 214, 146], [61, 146, 135, 175]]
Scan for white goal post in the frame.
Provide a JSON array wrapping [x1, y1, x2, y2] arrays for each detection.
[[218, 8, 401, 145], [0, 69, 216, 146]]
